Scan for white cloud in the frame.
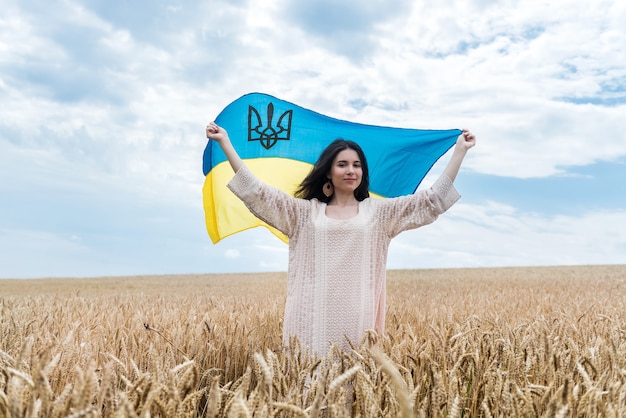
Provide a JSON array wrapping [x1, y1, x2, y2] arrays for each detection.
[[389, 202, 626, 269], [9, 0, 619, 185]]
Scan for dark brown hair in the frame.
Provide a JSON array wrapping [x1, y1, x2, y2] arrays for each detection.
[[294, 139, 370, 203]]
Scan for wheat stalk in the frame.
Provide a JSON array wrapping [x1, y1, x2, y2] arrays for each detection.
[[371, 350, 412, 418]]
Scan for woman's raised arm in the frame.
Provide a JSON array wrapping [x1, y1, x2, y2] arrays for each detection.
[[442, 129, 476, 183], [206, 122, 244, 173]]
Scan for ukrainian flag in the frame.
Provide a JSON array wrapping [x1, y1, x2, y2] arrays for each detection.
[[203, 92, 461, 244]]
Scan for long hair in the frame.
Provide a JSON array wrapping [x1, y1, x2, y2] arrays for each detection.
[[294, 139, 370, 203]]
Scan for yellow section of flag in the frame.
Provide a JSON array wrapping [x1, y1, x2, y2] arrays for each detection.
[[203, 158, 313, 244]]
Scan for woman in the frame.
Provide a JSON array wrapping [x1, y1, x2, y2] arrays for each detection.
[[206, 122, 476, 358]]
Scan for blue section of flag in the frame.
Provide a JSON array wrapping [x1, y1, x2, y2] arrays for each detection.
[[203, 92, 460, 197]]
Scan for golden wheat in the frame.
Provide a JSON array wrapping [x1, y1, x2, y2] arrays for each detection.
[[1, 265, 625, 416]]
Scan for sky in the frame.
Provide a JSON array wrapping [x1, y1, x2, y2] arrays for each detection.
[[1, 0, 625, 279]]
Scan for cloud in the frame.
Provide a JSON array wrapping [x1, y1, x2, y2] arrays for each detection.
[[278, 0, 412, 61], [389, 202, 626, 269]]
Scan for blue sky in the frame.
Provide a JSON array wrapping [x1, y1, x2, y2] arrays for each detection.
[[1, 0, 625, 278]]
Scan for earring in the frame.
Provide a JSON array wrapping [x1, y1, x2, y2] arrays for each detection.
[[323, 181, 334, 197]]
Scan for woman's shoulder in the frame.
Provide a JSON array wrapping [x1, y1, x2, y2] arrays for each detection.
[[308, 198, 325, 210], [364, 194, 418, 213], [357, 197, 377, 214], [362, 195, 396, 208]]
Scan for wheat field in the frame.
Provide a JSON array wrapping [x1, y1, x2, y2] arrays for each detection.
[[1, 265, 625, 417]]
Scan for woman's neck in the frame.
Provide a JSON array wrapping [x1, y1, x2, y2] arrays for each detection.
[[328, 192, 358, 207], [325, 193, 359, 219]]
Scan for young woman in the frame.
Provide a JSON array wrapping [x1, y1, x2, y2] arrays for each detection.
[[206, 122, 476, 358]]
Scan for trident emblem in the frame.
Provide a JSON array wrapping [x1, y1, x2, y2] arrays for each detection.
[[248, 102, 293, 150]]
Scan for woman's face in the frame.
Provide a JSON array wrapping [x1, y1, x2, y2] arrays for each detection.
[[329, 148, 362, 195]]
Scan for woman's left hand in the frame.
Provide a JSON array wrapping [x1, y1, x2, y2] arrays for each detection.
[[456, 129, 476, 152]]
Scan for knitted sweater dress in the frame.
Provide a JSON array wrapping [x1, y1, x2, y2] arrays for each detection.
[[228, 165, 460, 358]]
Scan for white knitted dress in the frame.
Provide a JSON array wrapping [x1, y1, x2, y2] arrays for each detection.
[[228, 166, 460, 358]]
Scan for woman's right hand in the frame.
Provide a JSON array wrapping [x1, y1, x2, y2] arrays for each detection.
[[205, 121, 244, 172], [206, 122, 228, 143]]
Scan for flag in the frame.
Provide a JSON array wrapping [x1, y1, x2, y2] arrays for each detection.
[[203, 92, 461, 244]]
